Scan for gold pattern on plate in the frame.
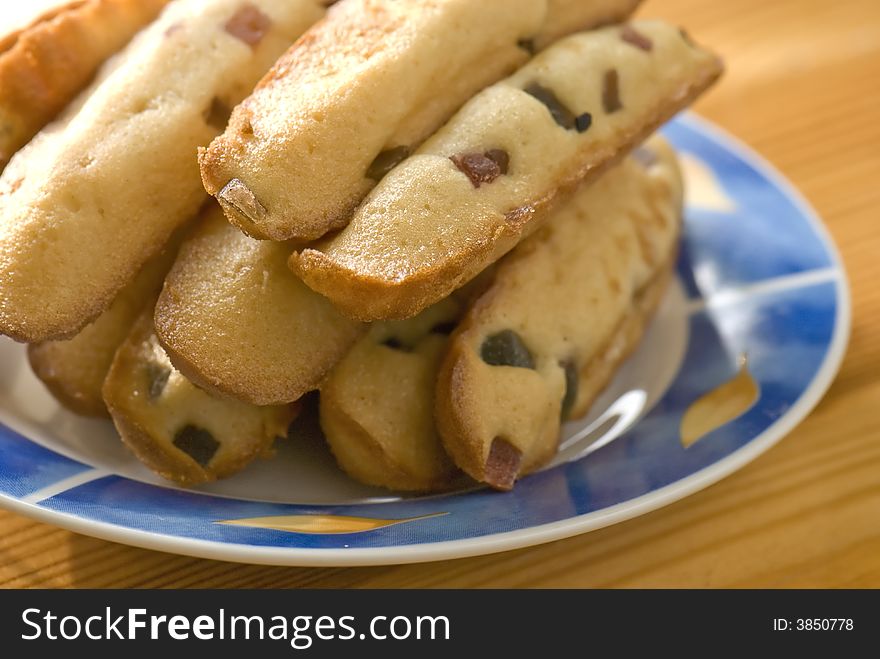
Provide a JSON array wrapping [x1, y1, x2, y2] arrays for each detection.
[[680, 152, 737, 213], [216, 512, 447, 535], [680, 356, 760, 448]]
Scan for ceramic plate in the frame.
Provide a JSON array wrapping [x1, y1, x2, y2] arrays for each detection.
[[0, 115, 850, 566]]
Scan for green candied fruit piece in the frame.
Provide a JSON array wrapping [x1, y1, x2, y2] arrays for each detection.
[[480, 330, 535, 369]]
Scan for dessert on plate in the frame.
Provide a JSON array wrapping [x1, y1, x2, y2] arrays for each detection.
[[0, 0, 723, 491]]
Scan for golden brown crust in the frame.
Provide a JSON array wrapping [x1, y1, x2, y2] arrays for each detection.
[[291, 22, 722, 322], [438, 255, 675, 488], [0, 0, 325, 344], [436, 343, 556, 488], [26, 232, 183, 417], [107, 408, 210, 485], [319, 297, 468, 492], [104, 312, 297, 485], [154, 204, 364, 406], [200, 0, 546, 241], [27, 342, 110, 418], [321, 395, 459, 492], [436, 138, 684, 489], [0, 0, 169, 170], [291, 96, 678, 322], [567, 250, 676, 421], [201, 1, 646, 243]]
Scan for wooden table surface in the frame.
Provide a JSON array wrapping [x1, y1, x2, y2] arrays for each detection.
[[2, 0, 879, 588]]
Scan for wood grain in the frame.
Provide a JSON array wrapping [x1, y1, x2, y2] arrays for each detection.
[[2, 0, 879, 588]]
